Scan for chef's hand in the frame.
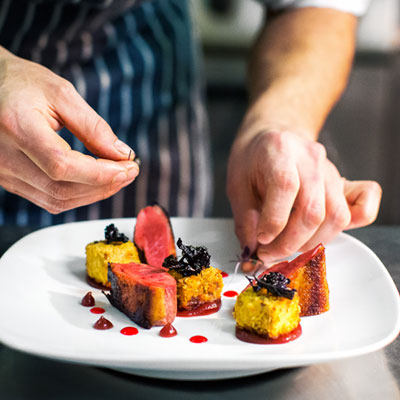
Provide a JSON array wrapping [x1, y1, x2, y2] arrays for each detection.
[[227, 130, 382, 264], [0, 48, 139, 214]]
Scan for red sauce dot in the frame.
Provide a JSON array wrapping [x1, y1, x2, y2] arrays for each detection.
[[190, 335, 208, 343], [93, 316, 113, 330], [223, 290, 238, 297], [159, 323, 178, 338], [90, 307, 105, 314], [81, 291, 95, 307], [221, 271, 229, 278], [120, 327, 139, 336]]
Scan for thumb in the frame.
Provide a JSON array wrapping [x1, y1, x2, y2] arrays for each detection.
[[229, 185, 260, 257], [344, 179, 382, 229], [51, 80, 135, 161]]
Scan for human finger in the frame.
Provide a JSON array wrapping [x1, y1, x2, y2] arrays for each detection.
[[233, 207, 260, 273], [0, 172, 134, 214], [256, 161, 300, 246], [257, 160, 325, 262], [48, 79, 135, 161], [299, 162, 351, 251], [344, 180, 382, 229], [2, 146, 138, 200], [227, 174, 259, 251], [15, 111, 139, 186]]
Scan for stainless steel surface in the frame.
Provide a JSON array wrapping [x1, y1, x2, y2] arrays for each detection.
[[0, 224, 398, 399]]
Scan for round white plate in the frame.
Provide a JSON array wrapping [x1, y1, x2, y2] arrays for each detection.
[[0, 218, 399, 380]]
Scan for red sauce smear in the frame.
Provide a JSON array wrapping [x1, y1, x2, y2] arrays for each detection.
[[177, 298, 221, 317], [223, 290, 238, 297], [86, 274, 110, 291], [159, 323, 178, 338], [221, 271, 229, 278], [120, 327, 139, 336], [190, 335, 208, 343], [90, 307, 105, 314], [93, 316, 113, 330], [81, 291, 95, 307], [235, 324, 302, 344]]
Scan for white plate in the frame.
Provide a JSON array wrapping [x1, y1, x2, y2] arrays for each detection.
[[0, 218, 399, 380]]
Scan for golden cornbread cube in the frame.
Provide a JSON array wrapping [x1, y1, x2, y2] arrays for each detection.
[[234, 287, 300, 339], [169, 266, 223, 310], [85, 240, 140, 287]]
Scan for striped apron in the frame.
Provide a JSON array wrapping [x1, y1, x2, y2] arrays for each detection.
[[0, 0, 212, 226]]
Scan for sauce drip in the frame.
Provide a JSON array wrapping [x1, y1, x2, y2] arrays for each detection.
[[235, 324, 302, 344], [120, 327, 139, 336], [81, 291, 95, 307], [221, 271, 229, 278], [159, 323, 178, 338], [177, 298, 221, 317], [190, 335, 208, 343], [90, 307, 105, 314], [93, 316, 113, 330], [223, 290, 238, 297]]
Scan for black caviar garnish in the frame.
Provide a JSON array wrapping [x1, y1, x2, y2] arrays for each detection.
[[104, 224, 129, 244], [163, 238, 211, 277], [246, 272, 296, 300]]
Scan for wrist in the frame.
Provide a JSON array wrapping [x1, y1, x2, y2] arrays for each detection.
[[237, 90, 319, 146]]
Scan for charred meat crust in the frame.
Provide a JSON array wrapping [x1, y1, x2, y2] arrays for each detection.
[[104, 262, 178, 329], [104, 268, 154, 329]]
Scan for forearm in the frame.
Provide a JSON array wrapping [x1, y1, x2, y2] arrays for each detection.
[[242, 7, 357, 140], [227, 6, 381, 263]]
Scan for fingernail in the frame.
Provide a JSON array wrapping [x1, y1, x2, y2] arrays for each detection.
[[114, 140, 134, 158]]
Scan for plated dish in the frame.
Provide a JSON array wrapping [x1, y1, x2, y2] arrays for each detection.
[[0, 218, 399, 380]]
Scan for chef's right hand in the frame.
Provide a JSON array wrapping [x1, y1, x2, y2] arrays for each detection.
[[227, 129, 382, 266], [0, 48, 139, 214]]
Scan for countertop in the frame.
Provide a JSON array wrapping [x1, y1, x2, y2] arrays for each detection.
[[0, 224, 399, 400]]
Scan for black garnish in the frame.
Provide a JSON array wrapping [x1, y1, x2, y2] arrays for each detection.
[[241, 246, 251, 261], [246, 272, 296, 300], [128, 149, 132, 161], [163, 238, 211, 277], [104, 224, 129, 244], [234, 246, 264, 270]]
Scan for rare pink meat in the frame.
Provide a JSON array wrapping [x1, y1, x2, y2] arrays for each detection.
[[105, 262, 177, 329], [134, 204, 176, 268]]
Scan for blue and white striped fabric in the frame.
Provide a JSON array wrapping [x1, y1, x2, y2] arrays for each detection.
[[0, 0, 213, 227]]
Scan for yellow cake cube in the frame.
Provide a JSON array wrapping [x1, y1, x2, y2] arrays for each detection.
[[169, 266, 223, 310], [234, 287, 300, 339], [85, 240, 140, 287]]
